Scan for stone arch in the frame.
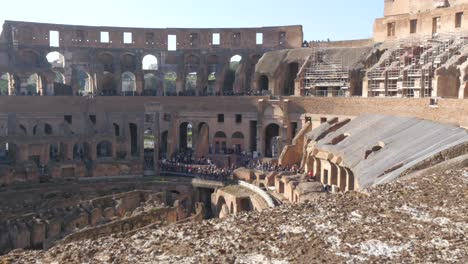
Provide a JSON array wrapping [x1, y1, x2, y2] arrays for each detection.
[[76, 70, 92, 96], [143, 73, 158, 96], [232, 132, 245, 154], [121, 53, 136, 72], [73, 143, 89, 160], [100, 72, 117, 96], [214, 131, 227, 154], [98, 52, 114, 73], [25, 73, 40, 96], [97, 141, 112, 158], [259, 75, 269, 93], [142, 54, 158, 70], [121, 71, 136, 95], [46, 51, 65, 68], [216, 195, 228, 218], [265, 123, 280, 158], [185, 54, 200, 73], [179, 122, 193, 150], [185, 72, 197, 96], [207, 55, 219, 96], [284, 62, 299, 95], [164, 72, 177, 96], [223, 55, 242, 95]]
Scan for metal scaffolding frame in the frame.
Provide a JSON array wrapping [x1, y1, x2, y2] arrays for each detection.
[[367, 32, 468, 98]]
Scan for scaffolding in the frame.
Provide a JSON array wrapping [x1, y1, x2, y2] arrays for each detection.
[[367, 32, 468, 98], [303, 49, 350, 97]]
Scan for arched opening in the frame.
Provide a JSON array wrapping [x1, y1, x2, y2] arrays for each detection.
[[214, 131, 227, 154], [279, 181, 285, 193], [346, 168, 355, 191], [259, 75, 269, 93], [0, 73, 9, 96], [223, 55, 242, 95], [129, 123, 138, 157], [44, 123, 53, 135], [121, 72, 136, 96], [46, 51, 65, 68], [19, 125, 27, 136], [232, 132, 245, 154], [98, 53, 114, 73], [185, 72, 197, 96], [142, 55, 158, 70], [73, 143, 87, 160], [100, 72, 117, 96], [248, 55, 262, 94], [143, 74, 158, 96], [49, 144, 59, 161], [216, 196, 228, 218], [284, 62, 299, 95], [53, 71, 65, 84], [179, 122, 193, 150], [196, 123, 209, 158], [164, 72, 177, 96], [207, 55, 219, 96], [207, 72, 216, 96], [265, 124, 280, 158], [121, 53, 136, 72], [76, 70, 92, 96], [97, 141, 112, 158], [25, 74, 39, 96], [113, 123, 120, 137]]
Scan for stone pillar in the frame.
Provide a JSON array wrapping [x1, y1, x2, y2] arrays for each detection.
[[362, 77, 369, 98], [256, 99, 265, 156], [145, 103, 161, 176]]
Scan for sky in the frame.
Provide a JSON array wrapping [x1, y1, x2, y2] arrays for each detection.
[[0, 0, 384, 41]]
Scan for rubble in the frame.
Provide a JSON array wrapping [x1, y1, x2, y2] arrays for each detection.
[[1, 168, 467, 263]]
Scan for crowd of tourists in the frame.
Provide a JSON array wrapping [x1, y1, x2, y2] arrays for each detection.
[[246, 159, 303, 174], [160, 160, 233, 181]]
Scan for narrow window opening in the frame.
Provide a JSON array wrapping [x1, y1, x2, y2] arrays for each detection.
[[168, 35, 177, 51], [256, 33, 263, 45], [235, 114, 242, 124], [410, 19, 417, 34], [100, 32, 110, 43], [212, 33, 220, 45], [456, 12, 464, 28], [123, 32, 133, 44], [49, 30, 59, 47]]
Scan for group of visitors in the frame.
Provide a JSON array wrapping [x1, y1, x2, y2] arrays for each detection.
[[160, 160, 232, 181], [247, 159, 303, 174]]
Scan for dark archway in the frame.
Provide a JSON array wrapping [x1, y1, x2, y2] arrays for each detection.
[[260, 75, 269, 92], [265, 123, 280, 158], [179, 122, 193, 150], [97, 141, 112, 158], [101, 73, 117, 96], [284, 62, 299, 95], [129, 123, 138, 157]]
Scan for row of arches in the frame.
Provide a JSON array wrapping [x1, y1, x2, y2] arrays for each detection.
[[17, 123, 54, 136]]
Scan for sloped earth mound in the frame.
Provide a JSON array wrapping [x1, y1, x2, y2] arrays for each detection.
[[2, 169, 467, 263]]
